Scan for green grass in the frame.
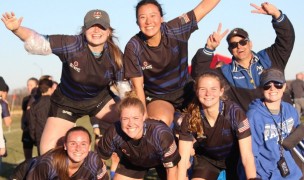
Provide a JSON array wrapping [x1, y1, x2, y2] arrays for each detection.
[[0, 112, 159, 180]]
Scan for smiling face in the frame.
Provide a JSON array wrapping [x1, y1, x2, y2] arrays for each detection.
[[196, 76, 224, 109], [120, 106, 145, 140], [137, 3, 163, 40], [85, 24, 110, 50], [263, 82, 286, 104], [64, 130, 91, 165], [229, 36, 253, 66]]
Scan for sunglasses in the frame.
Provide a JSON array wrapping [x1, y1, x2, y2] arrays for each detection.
[[228, 38, 249, 49], [263, 81, 284, 90]]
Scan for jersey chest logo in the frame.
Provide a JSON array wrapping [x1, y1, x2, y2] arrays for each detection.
[[69, 61, 81, 73], [141, 61, 153, 71]]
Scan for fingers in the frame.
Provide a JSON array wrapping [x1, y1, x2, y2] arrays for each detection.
[[216, 23, 222, 34]]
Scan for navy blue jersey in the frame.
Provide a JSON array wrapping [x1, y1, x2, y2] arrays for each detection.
[[26, 151, 108, 180], [98, 119, 180, 168], [49, 34, 123, 100], [0, 99, 10, 118], [179, 100, 251, 161], [123, 11, 198, 95]]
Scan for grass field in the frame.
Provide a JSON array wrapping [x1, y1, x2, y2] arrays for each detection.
[[0, 112, 159, 180]]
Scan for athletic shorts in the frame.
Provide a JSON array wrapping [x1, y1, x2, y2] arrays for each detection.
[[192, 155, 238, 180], [49, 87, 115, 123], [115, 158, 166, 180], [144, 81, 194, 111]]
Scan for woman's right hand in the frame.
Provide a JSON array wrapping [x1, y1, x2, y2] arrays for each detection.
[[1, 12, 23, 31]]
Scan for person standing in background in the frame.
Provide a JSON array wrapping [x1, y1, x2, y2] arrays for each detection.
[[29, 78, 55, 155], [0, 77, 12, 170], [289, 72, 304, 118], [20, 77, 38, 160]]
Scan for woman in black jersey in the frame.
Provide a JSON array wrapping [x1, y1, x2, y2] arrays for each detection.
[[98, 91, 180, 180], [2, 10, 125, 155], [177, 71, 257, 180], [123, 0, 221, 126], [11, 126, 109, 180]]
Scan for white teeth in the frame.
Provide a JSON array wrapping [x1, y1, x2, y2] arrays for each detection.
[[128, 128, 136, 132]]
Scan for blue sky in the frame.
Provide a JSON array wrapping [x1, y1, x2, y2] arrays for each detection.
[[1, 0, 303, 91]]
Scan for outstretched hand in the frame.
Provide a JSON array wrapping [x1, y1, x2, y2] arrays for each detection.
[[206, 23, 229, 50], [1, 12, 23, 31], [250, 2, 281, 19]]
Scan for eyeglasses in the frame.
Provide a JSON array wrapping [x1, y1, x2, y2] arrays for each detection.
[[228, 39, 249, 49], [263, 81, 284, 90]]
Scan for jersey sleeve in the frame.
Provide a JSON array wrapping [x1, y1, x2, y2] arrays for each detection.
[[97, 124, 117, 160], [123, 37, 143, 79], [26, 161, 51, 180], [48, 34, 82, 62], [1, 100, 10, 118], [178, 115, 195, 141], [166, 10, 198, 42], [159, 128, 181, 168], [230, 102, 251, 139], [87, 152, 109, 180]]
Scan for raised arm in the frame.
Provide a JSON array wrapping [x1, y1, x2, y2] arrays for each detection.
[[250, 2, 281, 19], [205, 23, 229, 51], [193, 0, 221, 23], [1, 12, 33, 41], [2, 12, 52, 55]]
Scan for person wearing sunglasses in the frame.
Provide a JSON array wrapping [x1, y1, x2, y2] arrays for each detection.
[[191, 2, 295, 112], [247, 68, 302, 180]]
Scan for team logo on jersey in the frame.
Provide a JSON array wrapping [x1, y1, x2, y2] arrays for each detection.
[[122, 149, 130, 156], [179, 13, 190, 24], [69, 61, 81, 73], [62, 110, 72, 116], [142, 61, 153, 70]]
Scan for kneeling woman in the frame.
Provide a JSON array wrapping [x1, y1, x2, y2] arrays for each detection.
[[23, 126, 109, 179], [178, 71, 257, 180], [98, 92, 180, 180]]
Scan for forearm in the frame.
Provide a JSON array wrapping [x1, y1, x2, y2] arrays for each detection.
[[194, 0, 221, 22], [242, 154, 257, 179], [166, 166, 178, 180], [11, 26, 34, 42]]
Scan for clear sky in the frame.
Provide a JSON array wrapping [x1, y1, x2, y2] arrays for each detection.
[[1, 0, 303, 91]]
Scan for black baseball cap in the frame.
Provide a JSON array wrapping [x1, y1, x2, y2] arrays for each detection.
[[260, 68, 286, 86], [226, 28, 249, 42]]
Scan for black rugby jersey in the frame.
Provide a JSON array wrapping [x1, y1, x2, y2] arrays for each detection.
[[26, 151, 109, 179], [98, 119, 180, 168], [179, 100, 251, 161], [49, 35, 123, 100], [123, 11, 198, 95]]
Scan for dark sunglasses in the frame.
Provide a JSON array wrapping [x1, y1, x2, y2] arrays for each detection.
[[228, 38, 249, 49], [263, 81, 284, 90]]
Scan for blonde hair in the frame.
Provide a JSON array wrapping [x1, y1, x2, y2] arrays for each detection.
[[117, 91, 145, 116]]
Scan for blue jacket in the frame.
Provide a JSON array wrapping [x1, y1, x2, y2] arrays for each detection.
[[247, 99, 302, 180], [191, 12, 295, 111]]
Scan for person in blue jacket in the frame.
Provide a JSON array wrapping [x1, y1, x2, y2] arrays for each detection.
[[247, 68, 303, 179], [191, 2, 295, 112]]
